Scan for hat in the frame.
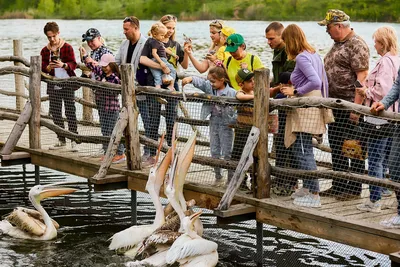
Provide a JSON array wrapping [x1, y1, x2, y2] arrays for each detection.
[[235, 68, 254, 84], [98, 54, 115, 67], [318, 9, 350, 26], [221, 26, 236, 37], [82, 28, 101, 42], [225, 33, 245, 53]]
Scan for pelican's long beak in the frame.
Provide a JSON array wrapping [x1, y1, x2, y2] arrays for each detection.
[[189, 210, 202, 225], [174, 131, 197, 189], [39, 186, 77, 200]]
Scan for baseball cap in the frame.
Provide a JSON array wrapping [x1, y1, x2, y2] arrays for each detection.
[[235, 68, 254, 84], [82, 28, 101, 42], [225, 33, 245, 53], [318, 9, 350, 26], [221, 26, 236, 38], [98, 54, 115, 67]]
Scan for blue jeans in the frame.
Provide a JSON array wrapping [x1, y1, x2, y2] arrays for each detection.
[[210, 115, 234, 180], [149, 58, 176, 87], [368, 137, 389, 201], [388, 129, 400, 215], [98, 108, 124, 155], [146, 81, 179, 156], [291, 132, 319, 193]]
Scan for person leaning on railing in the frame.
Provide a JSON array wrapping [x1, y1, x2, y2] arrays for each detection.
[[280, 24, 332, 208], [41, 21, 78, 151], [371, 67, 400, 229], [356, 26, 400, 213]]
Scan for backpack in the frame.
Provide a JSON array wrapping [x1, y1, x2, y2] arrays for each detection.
[[226, 54, 255, 71]]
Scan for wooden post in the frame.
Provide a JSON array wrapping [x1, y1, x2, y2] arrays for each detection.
[[28, 56, 41, 149], [1, 101, 32, 155], [253, 68, 270, 199], [13, 40, 25, 111], [82, 87, 93, 122], [120, 64, 141, 170]]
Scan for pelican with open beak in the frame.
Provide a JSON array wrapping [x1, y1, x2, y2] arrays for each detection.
[[109, 134, 176, 254], [0, 182, 77, 240], [166, 211, 218, 267]]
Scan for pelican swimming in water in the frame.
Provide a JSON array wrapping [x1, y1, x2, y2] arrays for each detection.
[[0, 182, 77, 240], [109, 134, 175, 254], [166, 211, 218, 267]]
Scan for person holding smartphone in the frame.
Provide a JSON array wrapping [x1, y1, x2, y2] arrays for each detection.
[[41, 21, 78, 151]]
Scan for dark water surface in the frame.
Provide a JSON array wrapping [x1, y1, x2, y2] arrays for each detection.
[[0, 164, 389, 266]]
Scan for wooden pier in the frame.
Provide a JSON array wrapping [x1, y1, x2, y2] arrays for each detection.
[[2, 51, 400, 265]]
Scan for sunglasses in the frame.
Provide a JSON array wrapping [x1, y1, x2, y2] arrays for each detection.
[[163, 15, 177, 22], [123, 16, 139, 27], [210, 19, 223, 28]]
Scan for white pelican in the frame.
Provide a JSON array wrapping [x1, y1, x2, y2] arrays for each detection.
[[165, 131, 203, 235], [108, 134, 175, 254], [0, 182, 77, 240], [166, 211, 218, 267]]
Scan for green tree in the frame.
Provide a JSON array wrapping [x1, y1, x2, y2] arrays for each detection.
[[36, 0, 55, 18]]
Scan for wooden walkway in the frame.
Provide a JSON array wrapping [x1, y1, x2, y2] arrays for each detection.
[[1, 118, 400, 256]]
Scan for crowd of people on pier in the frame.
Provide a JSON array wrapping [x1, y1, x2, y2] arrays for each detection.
[[40, 9, 400, 228]]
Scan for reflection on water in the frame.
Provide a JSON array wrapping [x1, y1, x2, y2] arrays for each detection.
[[0, 164, 389, 266]]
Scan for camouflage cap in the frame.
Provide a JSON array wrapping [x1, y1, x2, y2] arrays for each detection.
[[318, 9, 350, 26]]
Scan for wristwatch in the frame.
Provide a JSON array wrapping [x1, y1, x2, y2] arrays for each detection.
[[63, 63, 67, 69], [293, 89, 298, 96]]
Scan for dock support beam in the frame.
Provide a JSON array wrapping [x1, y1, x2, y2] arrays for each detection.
[[131, 190, 137, 225], [34, 165, 40, 185], [256, 221, 264, 267]]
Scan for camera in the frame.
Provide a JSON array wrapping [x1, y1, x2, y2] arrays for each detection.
[[51, 55, 59, 62]]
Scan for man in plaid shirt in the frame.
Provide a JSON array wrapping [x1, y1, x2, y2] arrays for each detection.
[[41, 21, 78, 151]]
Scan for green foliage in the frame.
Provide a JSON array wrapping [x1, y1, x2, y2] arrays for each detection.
[[1, 0, 400, 22]]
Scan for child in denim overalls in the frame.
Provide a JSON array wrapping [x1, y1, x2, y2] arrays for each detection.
[[182, 65, 236, 184]]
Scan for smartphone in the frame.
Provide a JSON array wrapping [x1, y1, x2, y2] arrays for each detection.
[[183, 33, 191, 43], [354, 80, 363, 88], [51, 55, 59, 61]]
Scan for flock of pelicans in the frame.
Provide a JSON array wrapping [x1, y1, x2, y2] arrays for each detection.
[[0, 131, 219, 267]]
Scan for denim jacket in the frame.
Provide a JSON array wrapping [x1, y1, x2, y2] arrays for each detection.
[[191, 76, 237, 123]]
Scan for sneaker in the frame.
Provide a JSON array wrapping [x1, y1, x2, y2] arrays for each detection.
[[112, 154, 126, 164], [293, 194, 321, 208], [291, 187, 309, 199], [382, 188, 393, 197], [142, 156, 156, 167], [93, 148, 106, 157], [357, 199, 382, 213], [68, 141, 79, 152], [49, 141, 66, 150], [380, 215, 400, 228]]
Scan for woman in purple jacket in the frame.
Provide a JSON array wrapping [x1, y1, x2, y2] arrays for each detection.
[[280, 24, 331, 208]]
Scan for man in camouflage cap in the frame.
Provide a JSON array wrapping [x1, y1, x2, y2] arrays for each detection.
[[318, 9, 369, 200], [318, 9, 350, 26]]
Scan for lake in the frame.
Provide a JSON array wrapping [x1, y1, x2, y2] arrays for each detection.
[[0, 19, 398, 266]]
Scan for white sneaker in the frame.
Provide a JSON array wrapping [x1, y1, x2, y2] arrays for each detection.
[[291, 187, 309, 199], [49, 141, 66, 150], [380, 215, 400, 228], [92, 148, 106, 157], [357, 199, 381, 213], [68, 141, 79, 152], [293, 194, 321, 208]]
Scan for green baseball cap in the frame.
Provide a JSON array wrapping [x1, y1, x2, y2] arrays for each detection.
[[318, 9, 350, 26], [225, 33, 245, 53], [235, 68, 254, 84]]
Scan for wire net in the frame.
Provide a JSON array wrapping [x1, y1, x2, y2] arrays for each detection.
[[0, 63, 398, 266]]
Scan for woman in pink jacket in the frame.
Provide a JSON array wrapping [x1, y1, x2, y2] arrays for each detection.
[[357, 26, 400, 213]]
